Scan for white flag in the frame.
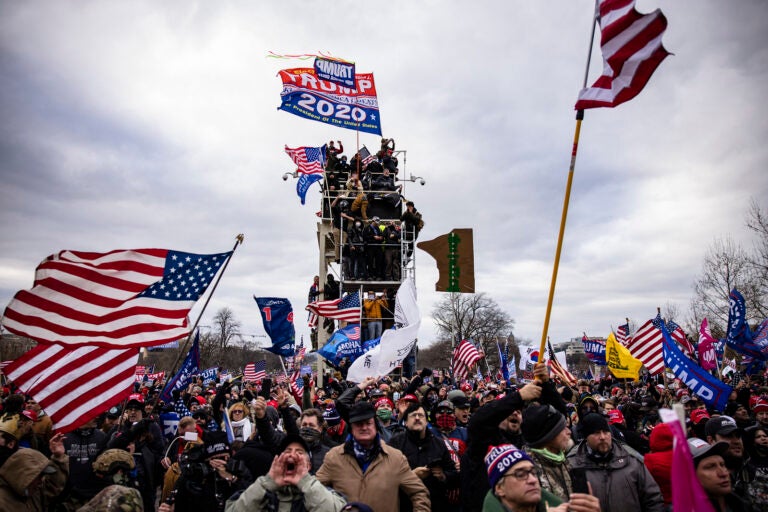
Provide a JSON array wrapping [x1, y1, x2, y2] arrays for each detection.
[[347, 279, 420, 383]]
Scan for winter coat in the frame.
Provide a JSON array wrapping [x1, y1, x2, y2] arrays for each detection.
[[0, 449, 68, 511], [568, 439, 664, 512], [316, 440, 430, 512], [643, 422, 673, 505], [526, 447, 573, 502], [389, 429, 459, 511], [225, 473, 346, 512]]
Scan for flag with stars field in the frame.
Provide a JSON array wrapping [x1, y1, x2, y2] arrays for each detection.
[[1, 248, 232, 348]]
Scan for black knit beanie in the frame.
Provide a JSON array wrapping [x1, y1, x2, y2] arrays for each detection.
[[521, 405, 567, 448], [580, 412, 610, 438]]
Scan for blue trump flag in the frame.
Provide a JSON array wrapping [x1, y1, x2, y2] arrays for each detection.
[[318, 324, 363, 366], [254, 297, 295, 356], [581, 335, 606, 366], [297, 173, 323, 205], [726, 289, 768, 361], [160, 332, 201, 402], [662, 323, 732, 411]]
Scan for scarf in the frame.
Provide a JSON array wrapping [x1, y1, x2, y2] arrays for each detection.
[[529, 446, 566, 464], [348, 434, 381, 472]]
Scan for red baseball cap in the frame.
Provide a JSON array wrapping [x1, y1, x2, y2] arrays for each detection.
[[753, 399, 768, 414], [399, 394, 419, 404], [607, 409, 625, 425], [127, 393, 145, 405], [21, 409, 38, 422], [690, 408, 710, 425]]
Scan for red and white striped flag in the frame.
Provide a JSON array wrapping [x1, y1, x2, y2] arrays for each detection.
[[1, 248, 231, 348], [284, 145, 326, 175], [627, 314, 665, 375], [616, 323, 630, 346], [3, 344, 139, 433], [667, 320, 694, 356], [305, 293, 361, 323], [452, 339, 482, 381], [547, 341, 578, 387], [575, 0, 670, 109], [244, 360, 266, 382]]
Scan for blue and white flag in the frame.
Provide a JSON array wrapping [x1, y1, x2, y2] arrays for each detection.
[[160, 332, 201, 402], [297, 173, 323, 205], [199, 367, 218, 385], [662, 324, 732, 411], [254, 297, 295, 356], [318, 324, 362, 366]]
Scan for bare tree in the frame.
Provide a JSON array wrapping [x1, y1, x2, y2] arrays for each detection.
[[689, 236, 755, 333], [746, 199, 768, 319], [200, 307, 242, 366], [431, 292, 514, 369]]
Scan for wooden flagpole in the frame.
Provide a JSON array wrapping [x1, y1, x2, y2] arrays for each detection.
[[538, 2, 599, 360]]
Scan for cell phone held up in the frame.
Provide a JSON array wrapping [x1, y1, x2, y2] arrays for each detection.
[[260, 378, 272, 400]]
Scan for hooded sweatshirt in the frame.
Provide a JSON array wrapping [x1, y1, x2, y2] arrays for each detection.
[[0, 448, 68, 511], [643, 423, 673, 505]]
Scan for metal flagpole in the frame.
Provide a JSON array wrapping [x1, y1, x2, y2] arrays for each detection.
[[538, 2, 599, 360], [166, 234, 245, 378]]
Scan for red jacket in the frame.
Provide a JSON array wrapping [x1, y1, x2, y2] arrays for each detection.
[[643, 423, 673, 504]]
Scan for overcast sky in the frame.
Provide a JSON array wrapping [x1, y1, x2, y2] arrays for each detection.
[[1, 1, 766, 354]]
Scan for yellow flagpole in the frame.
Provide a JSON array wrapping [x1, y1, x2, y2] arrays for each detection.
[[538, 1, 598, 361]]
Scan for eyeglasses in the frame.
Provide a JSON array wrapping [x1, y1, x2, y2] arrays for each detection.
[[232, 410, 244, 415], [502, 467, 540, 481]]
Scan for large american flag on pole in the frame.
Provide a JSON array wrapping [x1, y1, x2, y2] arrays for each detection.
[[284, 145, 327, 175], [547, 340, 578, 387], [575, 0, 670, 109], [627, 313, 665, 375], [452, 339, 482, 381], [305, 292, 361, 323], [3, 344, 139, 433], [1, 248, 232, 348]]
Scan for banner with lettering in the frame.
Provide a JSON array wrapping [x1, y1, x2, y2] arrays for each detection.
[[581, 336, 607, 366], [663, 323, 731, 411], [278, 68, 382, 135], [314, 57, 356, 88]]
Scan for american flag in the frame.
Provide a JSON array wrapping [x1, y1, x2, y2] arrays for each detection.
[[547, 341, 578, 387], [305, 292, 361, 323], [284, 145, 326, 175], [666, 319, 694, 356], [616, 323, 630, 346], [244, 360, 266, 382], [575, 0, 669, 109], [308, 312, 318, 328], [3, 344, 139, 433], [359, 146, 376, 167], [274, 373, 287, 384], [626, 313, 664, 375], [296, 341, 306, 360], [452, 339, 482, 381], [1, 248, 231, 348]]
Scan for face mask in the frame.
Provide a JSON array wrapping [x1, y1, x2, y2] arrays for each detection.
[[436, 414, 456, 431], [112, 471, 128, 486], [299, 427, 322, 444], [426, 394, 438, 406], [376, 409, 393, 422]]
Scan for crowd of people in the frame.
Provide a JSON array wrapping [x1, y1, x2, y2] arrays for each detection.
[[1, 363, 766, 511], [322, 138, 424, 283]]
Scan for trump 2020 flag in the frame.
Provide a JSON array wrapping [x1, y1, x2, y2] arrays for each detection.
[[1, 248, 232, 348], [254, 297, 295, 356], [726, 289, 768, 360], [161, 332, 201, 402], [278, 68, 382, 136], [662, 323, 731, 411]]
